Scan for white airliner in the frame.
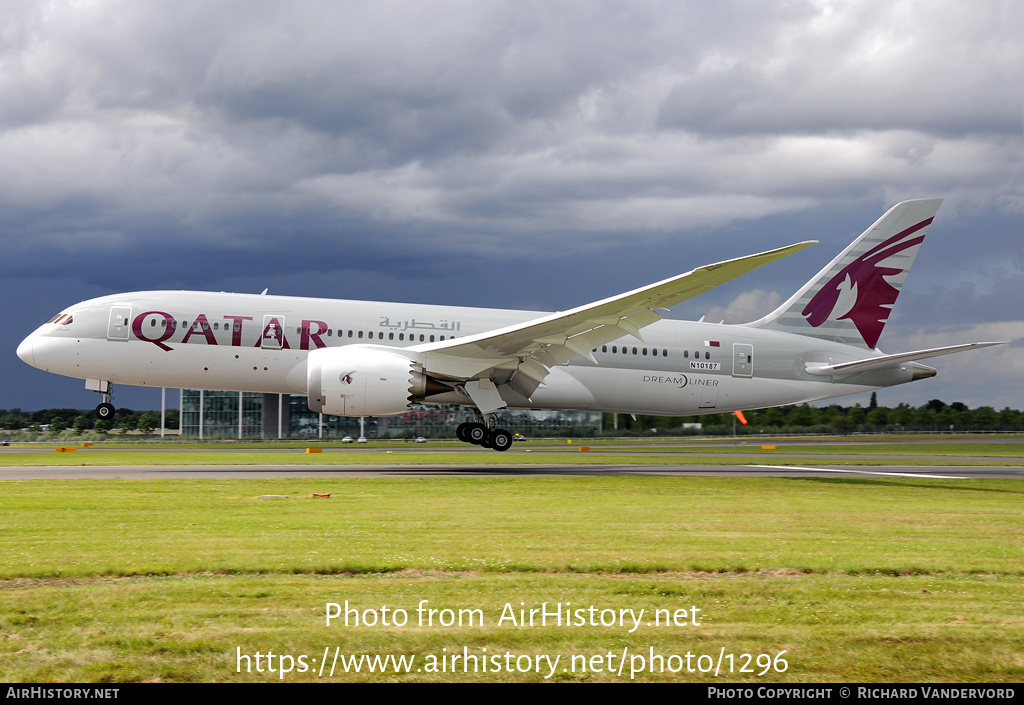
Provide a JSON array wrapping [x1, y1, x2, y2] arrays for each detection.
[[17, 199, 1002, 451]]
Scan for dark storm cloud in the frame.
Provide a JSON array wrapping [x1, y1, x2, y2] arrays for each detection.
[[1, 0, 1022, 409], [657, 3, 1024, 138], [4, 1, 1020, 258]]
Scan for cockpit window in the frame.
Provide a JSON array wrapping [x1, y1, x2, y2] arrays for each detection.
[[50, 313, 75, 325]]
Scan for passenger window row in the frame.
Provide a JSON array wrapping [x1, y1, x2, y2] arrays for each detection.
[[143, 314, 709, 360], [147, 316, 452, 343], [320, 329, 447, 343], [597, 344, 713, 359], [156, 314, 708, 358]]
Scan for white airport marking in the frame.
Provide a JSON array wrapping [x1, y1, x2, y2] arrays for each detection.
[[746, 465, 967, 480]]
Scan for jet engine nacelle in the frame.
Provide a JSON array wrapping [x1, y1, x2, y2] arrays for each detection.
[[306, 345, 450, 417]]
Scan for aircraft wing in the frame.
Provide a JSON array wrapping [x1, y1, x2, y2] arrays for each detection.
[[410, 240, 815, 402]]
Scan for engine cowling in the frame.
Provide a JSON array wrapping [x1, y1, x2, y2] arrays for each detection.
[[306, 345, 450, 417]]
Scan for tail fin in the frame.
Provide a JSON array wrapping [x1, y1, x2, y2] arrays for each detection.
[[748, 199, 942, 349]]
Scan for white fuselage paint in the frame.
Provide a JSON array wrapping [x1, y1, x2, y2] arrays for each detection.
[[19, 290, 915, 416]]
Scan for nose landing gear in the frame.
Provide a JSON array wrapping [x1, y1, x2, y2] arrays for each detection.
[[88, 380, 116, 420]]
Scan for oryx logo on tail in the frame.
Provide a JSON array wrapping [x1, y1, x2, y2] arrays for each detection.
[[750, 198, 942, 349], [802, 218, 931, 349]]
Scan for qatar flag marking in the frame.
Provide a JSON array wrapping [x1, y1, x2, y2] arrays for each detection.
[[704, 340, 720, 347]]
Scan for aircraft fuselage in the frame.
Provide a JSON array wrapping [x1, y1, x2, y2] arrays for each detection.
[[18, 290, 917, 417]]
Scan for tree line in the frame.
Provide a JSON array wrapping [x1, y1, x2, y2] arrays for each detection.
[[0, 407, 180, 434], [2, 395, 1022, 438], [615, 395, 1024, 435]]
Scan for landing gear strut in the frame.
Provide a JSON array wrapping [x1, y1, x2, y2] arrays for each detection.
[[456, 414, 514, 453], [91, 381, 115, 420]]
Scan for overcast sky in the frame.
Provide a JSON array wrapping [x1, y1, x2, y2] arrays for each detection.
[[2, 0, 1022, 413]]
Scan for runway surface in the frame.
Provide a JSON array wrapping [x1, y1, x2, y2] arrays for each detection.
[[4, 437, 1023, 479], [2, 463, 1021, 479]]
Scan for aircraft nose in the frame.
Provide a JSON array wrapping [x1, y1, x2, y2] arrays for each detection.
[[16, 336, 34, 367]]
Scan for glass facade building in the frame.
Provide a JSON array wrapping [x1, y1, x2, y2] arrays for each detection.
[[179, 391, 265, 439], [179, 390, 600, 439]]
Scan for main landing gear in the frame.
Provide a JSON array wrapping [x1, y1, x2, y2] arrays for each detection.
[[456, 419, 514, 452]]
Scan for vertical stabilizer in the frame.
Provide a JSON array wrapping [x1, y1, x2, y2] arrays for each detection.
[[747, 199, 942, 349]]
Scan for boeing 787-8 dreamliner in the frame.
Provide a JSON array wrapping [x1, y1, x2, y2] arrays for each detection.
[[17, 199, 1001, 451]]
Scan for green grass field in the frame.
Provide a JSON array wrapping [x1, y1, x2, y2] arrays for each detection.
[[2, 473, 1023, 682], [2, 436, 1024, 467]]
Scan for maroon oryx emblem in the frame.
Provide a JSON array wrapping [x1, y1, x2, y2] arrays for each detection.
[[802, 218, 931, 349], [340, 371, 355, 385]]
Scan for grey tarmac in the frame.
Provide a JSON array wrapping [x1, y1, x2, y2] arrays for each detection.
[[2, 463, 1022, 479]]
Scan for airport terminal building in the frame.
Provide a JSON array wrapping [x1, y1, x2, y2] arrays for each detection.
[[178, 389, 600, 439]]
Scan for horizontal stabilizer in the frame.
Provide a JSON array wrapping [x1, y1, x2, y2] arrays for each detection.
[[804, 342, 1005, 376]]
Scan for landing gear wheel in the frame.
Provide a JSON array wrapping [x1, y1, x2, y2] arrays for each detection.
[[456, 422, 471, 443], [96, 403, 115, 421], [466, 423, 488, 445], [489, 429, 513, 452]]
